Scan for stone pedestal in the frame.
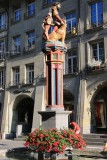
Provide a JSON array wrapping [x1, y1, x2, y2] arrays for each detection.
[[40, 41, 69, 130], [38, 111, 71, 129]]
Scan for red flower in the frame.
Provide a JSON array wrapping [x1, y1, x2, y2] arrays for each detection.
[[53, 141, 60, 146], [46, 146, 52, 152], [24, 128, 87, 153], [51, 138, 55, 141], [53, 148, 59, 152], [45, 133, 49, 137], [39, 133, 44, 139], [61, 145, 66, 150], [24, 142, 29, 147]]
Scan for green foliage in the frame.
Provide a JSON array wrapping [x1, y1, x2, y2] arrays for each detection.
[[24, 128, 86, 154]]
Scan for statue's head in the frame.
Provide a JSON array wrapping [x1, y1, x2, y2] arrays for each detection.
[[53, 2, 61, 9]]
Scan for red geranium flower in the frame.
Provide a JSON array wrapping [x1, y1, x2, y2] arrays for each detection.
[[24, 128, 86, 153]]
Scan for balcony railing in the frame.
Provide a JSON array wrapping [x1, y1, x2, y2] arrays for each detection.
[[0, 52, 5, 60], [87, 61, 107, 73], [86, 21, 104, 32], [64, 66, 78, 75], [8, 78, 34, 88], [8, 80, 20, 87], [8, 45, 35, 58], [0, 24, 7, 32], [23, 45, 35, 54], [9, 48, 21, 57], [11, 15, 21, 25], [22, 78, 34, 85], [24, 10, 35, 19], [0, 84, 4, 90], [43, 0, 56, 7]]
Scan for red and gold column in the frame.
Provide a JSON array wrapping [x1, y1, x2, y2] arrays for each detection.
[[44, 44, 66, 110]]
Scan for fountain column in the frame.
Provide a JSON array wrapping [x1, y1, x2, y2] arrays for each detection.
[[38, 41, 71, 129]]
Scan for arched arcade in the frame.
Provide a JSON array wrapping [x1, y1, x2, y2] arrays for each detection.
[[11, 95, 34, 136]]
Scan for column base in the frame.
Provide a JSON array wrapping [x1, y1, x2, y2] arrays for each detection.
[[38, 111, 71, 130]]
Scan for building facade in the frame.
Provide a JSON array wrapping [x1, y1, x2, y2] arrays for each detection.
[[0, 0, 107, 138]]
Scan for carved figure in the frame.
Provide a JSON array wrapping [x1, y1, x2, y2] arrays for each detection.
[[42, 13, 53, 40], [42, 2, 66, 42], [48, 19, 66, 44], [50, 2, 64, 32]]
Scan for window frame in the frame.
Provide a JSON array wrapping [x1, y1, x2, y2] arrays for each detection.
[[12, 35, 21, 54], [46, 0, 54, 4], [26, 31, 35, 49], [90, 1, 103, 27], [14, 8, 21, 22], [65, 11, 77, 33], [27, 2, 35, 17], [0, 39, 5, 59], [26, 64, 34, 84], [66, 49, 77, 74], [13, 67, 20, 85], [90, 40, 104, 63], [0, 12, 6, 31]]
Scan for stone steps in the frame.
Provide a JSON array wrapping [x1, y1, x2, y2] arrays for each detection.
[[83, 134, 107, 146]]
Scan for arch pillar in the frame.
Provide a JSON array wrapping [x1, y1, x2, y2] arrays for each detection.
[[82, 81, 91, 134], [32, 85, 45, 131], [1, 91, 11, 139], [77, 80, 91, 134]]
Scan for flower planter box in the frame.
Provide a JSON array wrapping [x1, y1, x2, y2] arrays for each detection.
[[24, 128, 86, 160]]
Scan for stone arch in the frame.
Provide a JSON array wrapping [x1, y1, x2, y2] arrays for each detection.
[[88, 81, 105, 102], [89, 82, 107, 133], [11, 95, 34, 136]]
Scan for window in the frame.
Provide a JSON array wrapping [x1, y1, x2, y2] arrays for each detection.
[[13, 67, 20, 85], [67, 50, 77, 74], [0, 40, 5, 59], [0, 70, 4, 87], [46, 0, 54, 4], [66, 13, 76, 32], [12, 36, 21, 54], [43, 0, 55, 5], [91, 1, 103, 27], [14, 8, 21, 22], [0, 12, 6, 30], [27, 31, 35, 49], [27, 2, 35, 16], [26, 64, 34, 84], [91, 41, 104, 62]]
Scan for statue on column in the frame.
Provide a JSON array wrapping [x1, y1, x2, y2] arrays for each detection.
[[42, 2, 66, 44]]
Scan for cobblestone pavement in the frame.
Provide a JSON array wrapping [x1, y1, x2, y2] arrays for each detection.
[[0, 139, 104, 153], [0, 140, 25, 150], [0, 140, 106, 160]]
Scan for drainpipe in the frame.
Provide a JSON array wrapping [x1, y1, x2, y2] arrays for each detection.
[[0, 0, 9, 137], [76, 0, 82, 126]]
